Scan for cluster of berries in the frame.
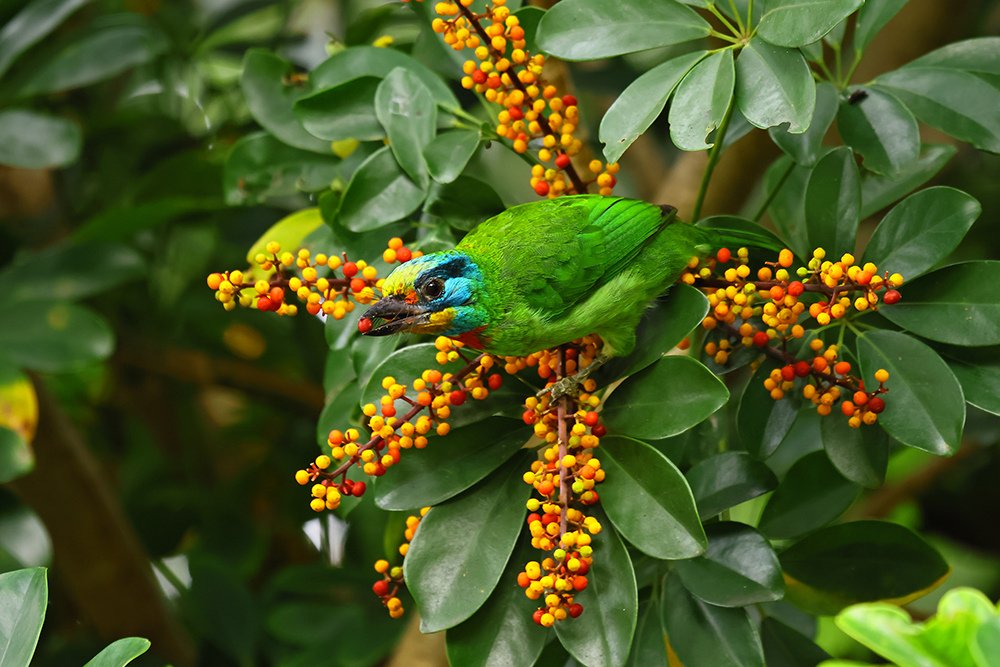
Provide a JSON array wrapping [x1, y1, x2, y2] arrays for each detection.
[[425, 0, 617, 197], [207, 238, 421, 318], [371, 508, 428, 619], [295, 341, 502, 511]]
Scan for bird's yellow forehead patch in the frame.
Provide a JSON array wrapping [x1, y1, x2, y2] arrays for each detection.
[[381, 263, 424, 296], [410, 308, 455, 333]]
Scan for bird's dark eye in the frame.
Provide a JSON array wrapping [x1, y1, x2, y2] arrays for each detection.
[[421, 278, 445, 300]]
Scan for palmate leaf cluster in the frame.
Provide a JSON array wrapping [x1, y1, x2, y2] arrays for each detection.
[[0, 0, 999, 666]]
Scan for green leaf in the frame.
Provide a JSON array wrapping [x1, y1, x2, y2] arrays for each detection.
[[686, 451, 778, 519], [0, 302, 113, 373], [0, 0, 88, 78], [445, 538, 547, 667], [943, 346, 1000, 417], [853, 0, 908, 54], [861, 144, 957, 217], [821, 416, 888, 488], [245, 208, 324, 265], [375, 68, 437, 187], [838, 87, 920, 175], [736, 37, 815, 133], [240, 49, 332, 153], [424, 129, 480, 184], [627, 598, 668, 667], [781, 521, 949, 615], [675, 522, 784, 607], [600, 50, 708, 163], [602, 356, 729, 440], [0, 241, 143, 302], [0, 428, 33, 485], [294, 76, 385, 142], [555, 514, 637, 667], [975, 618, 1000, 667], [864, 186, 981, 280], [759, 451, 860, 539], [882, 262, 1000, 347], [425, 175, 505, 231], [10, 15, 166, 97], [857, 330, 965, 455], [663, 571, 765, 667], [0, 109, 81, 169], [186, 558, 257, 664], [669, 50, 736, 151], [737, 361, 799, 459], [223, 133, 339, 205], [83, 637, 151, 667], [336, 146, 426, 232], [762, 617, 832, 667], [770, 82, 839, 166], [405, 453, 532, 633], [0, 567, 47, 667], [876, 68, 1000, 153], [536, 0, 710, 61], [696, 215, 788, 251], [374, 418, 526, 511], [600, 435, 707, 559], [805, 146, 861, 252], [756, 0, 863, 48], [597, 284, 710, 383], [764, 157, 812, 258], [906, 37, 1000, 75]]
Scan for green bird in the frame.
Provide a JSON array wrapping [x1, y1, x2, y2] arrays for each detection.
[[360, 195, 768, 390]]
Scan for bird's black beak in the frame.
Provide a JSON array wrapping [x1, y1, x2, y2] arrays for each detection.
[[360, 296, 432, 336]]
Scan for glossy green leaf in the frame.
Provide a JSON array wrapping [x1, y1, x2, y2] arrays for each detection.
[[405, 453, 532, 633], [425, 175, 505, 231], [336, 147, 425, 232], [838, 87, 920, 175], [374, 419, 526, 510], [536, 0, 710, 61], [757, 0, 863, 48], [675, 522, 784, 607], [770, 82, 838, 166], [876, 68, 1000, 153], [861, 144, 957, 217], [762, 617, 832, 667], [600, 435, 707, 559], [0, 241, 143, 302], [669, 50, 736, 151], [425, 130, 480, 184], [975, 617, 1000, 667], [0, 428, 33, 485], [600, 50, 707, 163], [555, 514, 637, 667], [781, 521, 949, 615], [0, 302, 113, 373], [805, 146, 861, 252], [882, 262, 1000, 347], [857, 330, 965, 455], [0, 0, 88, 78], [906, 37, 1000, 75], [11, 15, 166, 97], [736, 37, 815, 133], [821, 415, 888, 488], [597, 284, 709, 383], [943, 346, 1000, 417], [696, 215, 788, 251], [686, 451, 778, 519], [663, 571, 764, 667], [245, 208, 324, 266], [737, 361, 799, 459], [764, 157, 812, 258], [83, 637, 151, 667], [445, 538, 547, 667], [223, 133, 339, 205], [853, 0, 908, 53], [627, 598, 668, 667], [759, 451, 859, 539], [240, 49, 332, 153], [0, 567, 47, 667], [0, 109, 81, 169], [602, 356, 729, 440], [375, 68, 436, 187], [294, 76, 384, 142], [865, 187, 981, 280]]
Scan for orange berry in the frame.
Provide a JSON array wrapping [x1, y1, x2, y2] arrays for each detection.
[[834, 361, 851, 375]]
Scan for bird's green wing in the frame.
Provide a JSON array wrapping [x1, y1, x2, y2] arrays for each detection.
[[457, 195, 670, 317]]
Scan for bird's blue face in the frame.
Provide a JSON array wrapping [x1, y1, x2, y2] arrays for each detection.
[[361, 252, 487, 337]]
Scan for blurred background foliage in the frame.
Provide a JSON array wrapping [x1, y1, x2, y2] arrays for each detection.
[[0, 0, 998, 666]]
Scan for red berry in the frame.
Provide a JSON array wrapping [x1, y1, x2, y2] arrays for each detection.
[[450, 390, 466, 406], [372, 580, 389, 596], [753, 331, 770, 347], [486, 75, 501, 89], [306, 302, 321, 315], [352, 481, 367, 497], [562, 95, 577, 107], [343, 262, 358, 278], [794, 361, 811, 377], [575, 559, 590, 575], [781, 365, 795, 381], [523, 409, 538, 425], [883, 289, 901, 305], [517, 572, 530, 588], [472, 70, 486, 84], [508, 106, 523, 120], [527, 513, 541, 525], [358, 317, 373, 334], [568, 603, 584, 618], [555, 153, 571, 169], [488, 374, 503, 390], [269, 286, 285, 305], [868, 397, 886, 413], [788, 281, 805, 297], [257, 296, 273, 311], [583, 411, 599, 427], [534, 181, 550, 196], [716, 247, 731, 263], [573, 576, 588, 591], [350, 278, 366, 293], [396, 247, 412, 262], [591, 424, 606, 438], [532, 609, 545, 625]]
